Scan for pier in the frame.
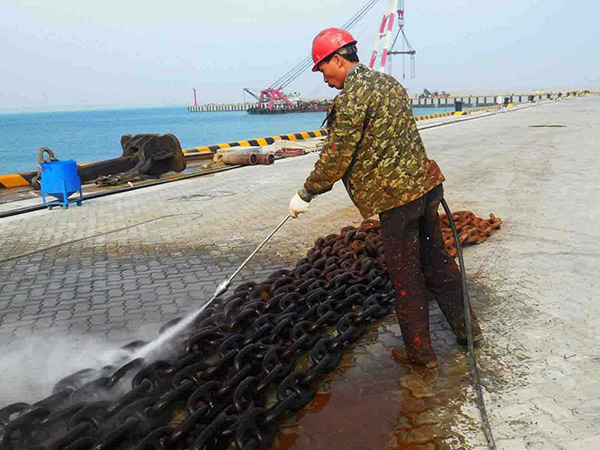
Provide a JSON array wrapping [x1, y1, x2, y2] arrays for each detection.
[[0, 96, 597, 448], [411, 92, 553, 107], [187, 102, 258, 112], [188, 93, 559, 112]]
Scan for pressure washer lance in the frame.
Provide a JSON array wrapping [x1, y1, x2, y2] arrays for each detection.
[[209, 214, 292, 302], [131, 215, 292, 360], [441, 197, 497, 450]]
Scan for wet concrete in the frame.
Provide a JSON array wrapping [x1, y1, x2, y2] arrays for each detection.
[[269, 306, 492, 450]]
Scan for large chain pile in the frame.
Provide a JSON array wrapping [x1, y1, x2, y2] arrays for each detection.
[[0, 213, 500, 450], [0, 220, 395, 450]]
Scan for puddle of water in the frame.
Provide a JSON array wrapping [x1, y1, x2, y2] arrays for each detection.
[[269, 310, 477, 450]]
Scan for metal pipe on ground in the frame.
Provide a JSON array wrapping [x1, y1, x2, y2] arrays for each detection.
[[221, 153, 258, 165], [255, 154, 275, 165]]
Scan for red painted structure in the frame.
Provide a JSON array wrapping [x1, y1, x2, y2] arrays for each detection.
[[369, 0, 416, 79], [258, 87, 295, 110]]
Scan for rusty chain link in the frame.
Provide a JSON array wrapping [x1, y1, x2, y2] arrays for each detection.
[[440, 211, 502, 257]]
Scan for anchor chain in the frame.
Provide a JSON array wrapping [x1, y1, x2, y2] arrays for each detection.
[[439, 211, 502, 257], [0, 212, 500, 450]]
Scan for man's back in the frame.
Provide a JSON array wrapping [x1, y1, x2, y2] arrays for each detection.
[[314, 64, 445, 218]]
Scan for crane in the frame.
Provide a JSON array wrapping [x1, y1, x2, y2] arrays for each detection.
[[369, 0, 416, 79], [245, 0, 382, 111], [243, 0, 417, 112]]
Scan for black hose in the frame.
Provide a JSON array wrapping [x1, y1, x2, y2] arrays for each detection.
[[440, 197, 497, 450]]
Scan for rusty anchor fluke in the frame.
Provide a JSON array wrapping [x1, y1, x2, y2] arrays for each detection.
[[28, 133, 186, 190], [94, 133, 186, 186]]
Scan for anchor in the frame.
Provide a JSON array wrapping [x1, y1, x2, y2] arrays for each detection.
[[30, 133, 186, 190]]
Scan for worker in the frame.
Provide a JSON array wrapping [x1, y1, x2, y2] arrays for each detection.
[[288, 28, 482, 368]]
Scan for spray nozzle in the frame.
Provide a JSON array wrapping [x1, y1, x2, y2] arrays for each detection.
[[213, 279, 231, 299]]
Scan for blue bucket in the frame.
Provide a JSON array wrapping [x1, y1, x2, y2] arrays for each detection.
[[40, 159, 83, 208]]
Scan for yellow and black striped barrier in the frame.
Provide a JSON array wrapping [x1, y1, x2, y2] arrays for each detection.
[[457, 105, 502, 115], [182, 129, 328, 157], [0, 173, 33, 189], [0, 108, 515, 190], [0, 130, 329, 189], [414, 110, 455, 121], [414, 105, 502, 121], [0, 161, 111, 190]]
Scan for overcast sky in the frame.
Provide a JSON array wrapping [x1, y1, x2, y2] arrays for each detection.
[[0, 0, 598, 112]]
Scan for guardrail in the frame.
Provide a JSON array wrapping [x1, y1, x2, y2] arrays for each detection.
[[182, 129, 327, 157]]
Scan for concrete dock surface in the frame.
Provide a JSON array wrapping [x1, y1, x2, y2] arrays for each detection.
[[0, 95, 598, 449]]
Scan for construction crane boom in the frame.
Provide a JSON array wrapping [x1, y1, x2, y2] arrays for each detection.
[[243, 88, 261, 102], [369, 0, 416, 79], [247, 0, 383, 111]]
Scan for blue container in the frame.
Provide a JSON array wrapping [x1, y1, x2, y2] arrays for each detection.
[[40, 159, 83, 209]]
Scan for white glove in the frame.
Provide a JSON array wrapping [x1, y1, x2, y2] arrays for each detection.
[[289, 192, 310, 218]]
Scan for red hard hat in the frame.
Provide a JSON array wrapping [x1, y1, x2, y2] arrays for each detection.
[[311, 28, 357, 72]]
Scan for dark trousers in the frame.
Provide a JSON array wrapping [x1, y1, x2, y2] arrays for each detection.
[[379, 184, 480, 363]]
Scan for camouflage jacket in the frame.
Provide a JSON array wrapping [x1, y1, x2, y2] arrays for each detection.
[[301, 64, 445, 218]]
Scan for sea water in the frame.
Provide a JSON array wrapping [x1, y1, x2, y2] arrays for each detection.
[[0, 106, 453, 174]]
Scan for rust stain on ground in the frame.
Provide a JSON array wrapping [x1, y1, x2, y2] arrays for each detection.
[[269, 311, 480, 450]]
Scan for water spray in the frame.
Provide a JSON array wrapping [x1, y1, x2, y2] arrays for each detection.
[[212, 214, 291, 299]]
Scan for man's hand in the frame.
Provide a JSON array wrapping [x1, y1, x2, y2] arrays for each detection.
[[289, 192, 310, 218]]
